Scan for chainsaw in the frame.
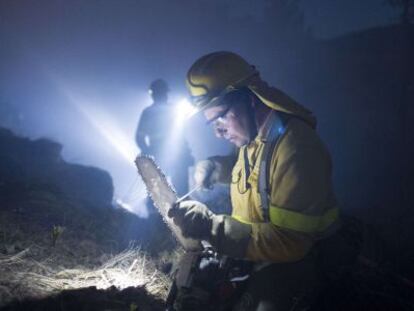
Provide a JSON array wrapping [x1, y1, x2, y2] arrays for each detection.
[[135, 155, 251, 311]]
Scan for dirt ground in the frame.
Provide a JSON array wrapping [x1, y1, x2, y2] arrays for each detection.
[[0, 181, 172, 310]]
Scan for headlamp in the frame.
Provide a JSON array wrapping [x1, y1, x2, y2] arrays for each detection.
[[176, 98, 199, 120]]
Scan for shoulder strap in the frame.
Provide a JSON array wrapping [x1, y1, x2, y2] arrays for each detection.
[[258, 112, 288, 222]]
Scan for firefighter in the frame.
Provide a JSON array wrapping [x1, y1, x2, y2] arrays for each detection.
[[136, 79, 194, 198], [169, 52, 341, 310]]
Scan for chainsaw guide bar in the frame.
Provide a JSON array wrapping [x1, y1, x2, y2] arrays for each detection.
[[135, 155, 201, 251]]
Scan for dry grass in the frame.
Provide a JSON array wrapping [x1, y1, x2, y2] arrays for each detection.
[[0, 245, 170, 307]]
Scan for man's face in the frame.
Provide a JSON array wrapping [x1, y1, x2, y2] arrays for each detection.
[[204, 102, 251, 147]]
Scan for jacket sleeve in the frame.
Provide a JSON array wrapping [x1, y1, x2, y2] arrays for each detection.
[[246, 126, 336, 262]]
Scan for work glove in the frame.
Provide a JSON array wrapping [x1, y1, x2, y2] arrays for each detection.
[[168, 200, 252, 258], [168, 200, 213, 240], [194, 159, 221, 189]]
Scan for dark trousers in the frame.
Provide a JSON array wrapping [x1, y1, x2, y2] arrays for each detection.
[[233, 252, 321, 311]]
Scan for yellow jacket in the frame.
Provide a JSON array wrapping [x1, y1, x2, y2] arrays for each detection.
[[229, 111, 339, 263], [209, 76, 340, 263]]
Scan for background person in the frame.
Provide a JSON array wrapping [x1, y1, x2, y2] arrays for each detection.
[[136, 79, 194, 205]]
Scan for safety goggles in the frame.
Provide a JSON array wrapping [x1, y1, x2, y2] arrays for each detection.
[[205, 102, 235, 126]]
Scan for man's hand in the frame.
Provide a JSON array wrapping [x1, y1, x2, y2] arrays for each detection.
[[194, 160, 221, 189], [168, 200, 214, 240], [169, 200, 252, 258]]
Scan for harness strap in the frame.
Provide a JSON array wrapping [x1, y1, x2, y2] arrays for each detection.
[[258, 112, 287, 222]]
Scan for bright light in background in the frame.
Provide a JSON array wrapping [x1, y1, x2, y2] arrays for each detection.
[[55, 84, 149, 216], [65, 94, 138, 165], [175, 98, 198, 122], [153, 97, 195, 174], [53, 80, 197, 216]]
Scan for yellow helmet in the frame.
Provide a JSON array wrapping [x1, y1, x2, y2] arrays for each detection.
[[186, 51, 258, 113], [186, 51, 317, 128]]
